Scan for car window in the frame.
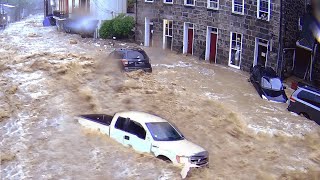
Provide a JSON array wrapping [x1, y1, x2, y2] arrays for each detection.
[[146, 122, 184, 141], [114, 116, 130, 131], [126, 50, 148, 60], [297, 90, 320, 108], [261, 77, 282, 91], [126, 120, 146, 139]]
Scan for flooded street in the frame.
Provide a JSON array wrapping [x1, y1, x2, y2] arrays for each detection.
[[1, 15, 320, 180]]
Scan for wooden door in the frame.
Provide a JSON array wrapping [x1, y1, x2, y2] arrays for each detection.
[[187, 28, 193, 54], [209, 33, 217, 63]]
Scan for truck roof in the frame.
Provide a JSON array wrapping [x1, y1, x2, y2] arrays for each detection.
[[116, 111, 167, 124]]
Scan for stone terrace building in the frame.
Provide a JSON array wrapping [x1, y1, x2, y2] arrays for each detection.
[[135, 0, 307, 74]]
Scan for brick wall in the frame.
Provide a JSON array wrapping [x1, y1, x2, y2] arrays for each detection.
[[136, 0, 281, 72]]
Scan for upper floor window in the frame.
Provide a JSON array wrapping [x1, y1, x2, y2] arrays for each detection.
[[257, 0, 271, 21], [145, 0, 154, 2], [232, 0, 244, 15], [207, 0, 219, 10], [184, 0, 195, 6], [164, 0, 173, 4]]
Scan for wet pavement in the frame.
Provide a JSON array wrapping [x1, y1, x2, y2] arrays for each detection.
[[1, 15, 320, 180]]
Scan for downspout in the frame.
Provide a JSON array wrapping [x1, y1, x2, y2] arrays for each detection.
[[277, 0, 284, 79], [135, 0, 137, 25]]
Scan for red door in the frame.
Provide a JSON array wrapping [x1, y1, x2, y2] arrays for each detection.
[[187, 29, 193, 54], [209, 33, 217, 63]]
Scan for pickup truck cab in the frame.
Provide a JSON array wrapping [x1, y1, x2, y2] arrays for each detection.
[[77, 111, 209, 168]]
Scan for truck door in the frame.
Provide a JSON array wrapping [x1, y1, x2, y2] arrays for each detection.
[[110, 116, 131, 146], [125, 120, 152, 153]]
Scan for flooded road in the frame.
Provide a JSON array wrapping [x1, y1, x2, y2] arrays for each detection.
[[1, 15, 320, 179]]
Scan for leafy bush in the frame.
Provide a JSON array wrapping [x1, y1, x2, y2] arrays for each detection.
[[99, 14, 135, 39]]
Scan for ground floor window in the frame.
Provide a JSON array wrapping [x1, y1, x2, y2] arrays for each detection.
[[229, 32, 242, 69]]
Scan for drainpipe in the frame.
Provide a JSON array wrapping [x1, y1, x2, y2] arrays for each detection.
[[135, 0, 137, 25], [277, 0, 284, 79]]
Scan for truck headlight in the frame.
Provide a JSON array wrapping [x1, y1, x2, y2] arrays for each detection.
[[3, 17, 5, 20], [176, 155, 189, 164]]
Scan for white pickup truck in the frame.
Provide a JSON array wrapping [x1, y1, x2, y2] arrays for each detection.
[[77, 111, 209, 170]]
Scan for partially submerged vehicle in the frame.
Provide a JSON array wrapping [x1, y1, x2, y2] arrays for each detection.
[[249, 65, 288, 103], [63, 16, 98, 38], [77, 111, 208, 178], [108, 48, 153, 73], [288, 85, 320, 124]]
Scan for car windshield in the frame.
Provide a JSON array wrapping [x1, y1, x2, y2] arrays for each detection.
[[127, 50, 149, 60], [261, 77, 282, 91], [146, 122, 184, 141]]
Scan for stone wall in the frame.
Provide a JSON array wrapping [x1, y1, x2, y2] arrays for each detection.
[[282, 0, 305, 48], [136, 0, 281, 72]]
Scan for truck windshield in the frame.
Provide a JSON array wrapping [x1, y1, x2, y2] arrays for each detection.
[[146, 122, 184, 141]]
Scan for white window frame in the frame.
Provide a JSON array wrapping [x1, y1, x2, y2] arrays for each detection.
[[257, 0, 271, 21], [207, 0, 219, 10], [145, 0, 154, 3], [184, 0, 195, 6], [228, 32, 243, 69], [164, 0, 173, 4], [232, 0, 244, 15], [163, 19, 173, 50]]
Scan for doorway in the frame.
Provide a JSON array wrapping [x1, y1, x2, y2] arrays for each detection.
[[144, 18, 153, 47], [254, 38, 269, 67], [293, 47, 312, 79], [183, 22, 194, 54], [205, 27, 218, 63], [163, 19, 173, 50]]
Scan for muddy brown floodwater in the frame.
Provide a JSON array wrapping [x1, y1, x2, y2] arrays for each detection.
[[1, 15, 320, 180]]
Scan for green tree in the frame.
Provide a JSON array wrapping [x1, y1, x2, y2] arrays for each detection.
[[99, 14, 134, 39]]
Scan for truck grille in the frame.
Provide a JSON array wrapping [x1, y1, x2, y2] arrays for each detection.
[[190, 151, 209, 166]]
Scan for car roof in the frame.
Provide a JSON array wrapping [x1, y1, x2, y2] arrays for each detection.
[[114, 48, 145, 52], [116, 111, 167, 124]]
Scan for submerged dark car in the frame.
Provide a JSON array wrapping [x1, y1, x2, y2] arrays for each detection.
[[249, 65, 288, 103], [108, 48, 152, 73]]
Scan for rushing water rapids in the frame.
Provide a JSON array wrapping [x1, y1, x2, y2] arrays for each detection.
[[0, 15, 319, 180]]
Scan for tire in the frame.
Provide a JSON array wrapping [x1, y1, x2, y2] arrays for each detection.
[[300, 112, 310, 119], [157, 155, 171, 163]]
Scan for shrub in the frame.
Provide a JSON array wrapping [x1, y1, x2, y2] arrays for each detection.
[[99, 14, 135, 39]]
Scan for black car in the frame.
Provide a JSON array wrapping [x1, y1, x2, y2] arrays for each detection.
[[108, 48, 152, 73], [249, 65, 288, 103], [288, 85, 320, 124]]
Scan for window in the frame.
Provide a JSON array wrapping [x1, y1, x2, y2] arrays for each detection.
[[229, 32, 242, 68], [164, 0, 173, 4], [261, 77, 282, 91], [184, 0, 195, 6], [165, 20, 173, 37], [114, 117, 146, 139], [257, 0, 271, 21], [232, 0, 244, 14], [146, 122, 184, 141], [297, 91, 320, 108], [126, 50, 149, 60], [145, 0, 154, 2], [207, 0, 219, 9]]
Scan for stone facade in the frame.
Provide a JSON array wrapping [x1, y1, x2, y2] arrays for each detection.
[[135, 0, 282, 72]]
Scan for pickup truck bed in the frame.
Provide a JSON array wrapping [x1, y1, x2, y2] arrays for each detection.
[[79, 114, 113, 125]]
